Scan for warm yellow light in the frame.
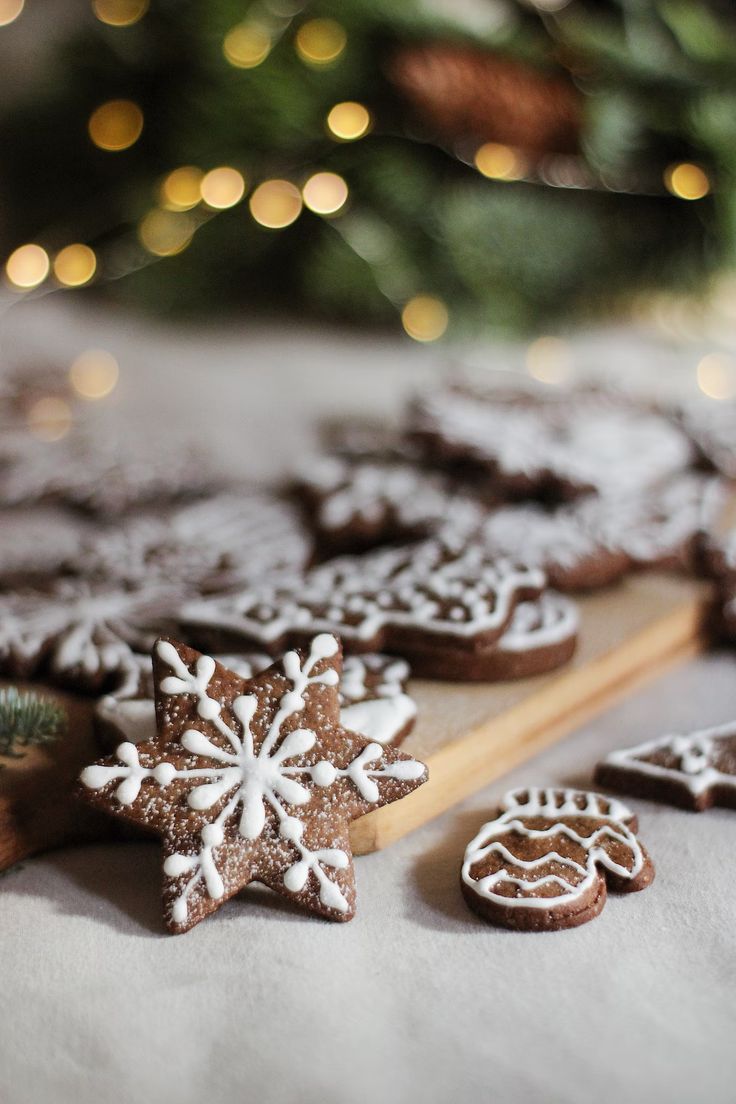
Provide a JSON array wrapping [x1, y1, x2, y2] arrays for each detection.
[[160, 166, 203, 211], [302, 172, 348, 216], [474, 142, 525, 181], [249, 179, 303, 229], [0, 0, 24, 26], [5, 243, 49, 289], [88, 99, 144, 151], [138, 209, 194, 256], [696, 352, 736, 400], [53, 244, 97, 287], [295, 18, 346, 66], [200, 166, 246, 210], [526, 336, 573, 384], [92, 0, 148, 26], [665, 162, 710, 201], [27, 397, 72, 442], [401, 295, 449, 342], [69, 349, 119, 400], [326, 101, 371, 141], [223, 22, 270, 68]]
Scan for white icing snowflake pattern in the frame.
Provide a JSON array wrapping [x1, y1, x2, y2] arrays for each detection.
[[81, 635, 426, 925], [0, 579, 176, 689]]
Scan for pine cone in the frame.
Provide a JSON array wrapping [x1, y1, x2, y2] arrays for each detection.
[[389, 42, 581, 156]]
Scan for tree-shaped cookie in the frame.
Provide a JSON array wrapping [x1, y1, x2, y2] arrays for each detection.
[[461, 788, 654, 930], [595, 722, 736, 811], [79, 635, 428, 932]]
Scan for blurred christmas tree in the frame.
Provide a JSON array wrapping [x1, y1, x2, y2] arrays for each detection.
[[0, 0, 735, 337]]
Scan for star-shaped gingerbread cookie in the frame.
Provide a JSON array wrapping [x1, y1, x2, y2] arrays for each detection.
[[78, 634, 428, 932], [595, 721, 736, 811]]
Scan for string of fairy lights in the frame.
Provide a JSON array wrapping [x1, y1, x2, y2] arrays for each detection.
[[0, 0, 733, 427]]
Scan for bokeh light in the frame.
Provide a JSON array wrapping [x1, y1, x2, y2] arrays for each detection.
[[88, 99, 144, 151], [302, 172, 348, 216], [69, 349, 119, 400], [138, 209, 194, 256], [295, 18, 346, 66], [161, 166, 203, 211], [696, 352, 736, 400], [249, 180, 303, 229], [5, 243, 49, 289], [53, 244, 97, 287], [92, 0, 148, 26], [526, 336, 573, 384], [200, 167, 246, 209], [0, 0, 23, 26], [326, 101, 371, 141], [27, 397, 72, 442], [401, 296, 449, 342], [223, 22, 271, 68], [475, 143, 525, 181], [664, 162, 710, 201]]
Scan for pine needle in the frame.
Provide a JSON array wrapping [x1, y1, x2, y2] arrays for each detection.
[[0, 688, 67, 761]]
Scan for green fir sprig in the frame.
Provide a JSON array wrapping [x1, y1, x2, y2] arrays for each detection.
[[0, 688, 67, 763]]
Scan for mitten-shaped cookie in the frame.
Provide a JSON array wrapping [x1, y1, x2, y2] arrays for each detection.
[[461, 788, 654, 931]]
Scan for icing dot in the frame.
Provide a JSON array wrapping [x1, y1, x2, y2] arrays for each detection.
[[197, 697, 221, 720], [201, 823, 224, 848], [312, 760, 337, 787], [153, 762, 176, 786], [279, 816, 303, 843]]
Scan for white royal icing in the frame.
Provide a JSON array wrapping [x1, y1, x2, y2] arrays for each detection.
[[82, 635, 426, 924], [495, 593, 579, 654], [462, 788, 644, 910], [601, 720, 736, 798]]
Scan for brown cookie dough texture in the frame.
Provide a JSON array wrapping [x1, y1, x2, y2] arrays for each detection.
[[179, 539, 576, 681], [295, 454, 485, 555], [79, 635, 428, 932], [595, 722, 736, 811], [461, 788, 654, 930]]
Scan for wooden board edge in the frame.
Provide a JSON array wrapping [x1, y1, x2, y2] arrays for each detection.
[[350, 597, 705, 855]]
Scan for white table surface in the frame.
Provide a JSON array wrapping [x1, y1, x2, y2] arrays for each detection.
[[0, 299, 734, 1104]]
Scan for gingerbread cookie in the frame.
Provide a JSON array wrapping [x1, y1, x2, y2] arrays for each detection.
[[95, 651, 417, 750], [410, 385, 692, 500], [74, 491, 312, 591], [398, 592, 578, 681], [180, 539, 547, 680], [480, 502, 630, 591], [595, 721, 736, 811], [461, 788, 654, 930], [79, 635, 428, 931], [0, 578, 177, 693], [0, 417, 223, 517], [296, 455, 484, 555]]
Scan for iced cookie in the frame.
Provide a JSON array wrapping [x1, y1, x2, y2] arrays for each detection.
[[410, 385, 692, 501], [461, 788, 654, 930], [0, 578, 177, 693], [595, 722, 736, 811], [180, 539, 547, 680], [79, 635, 428, 931]]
